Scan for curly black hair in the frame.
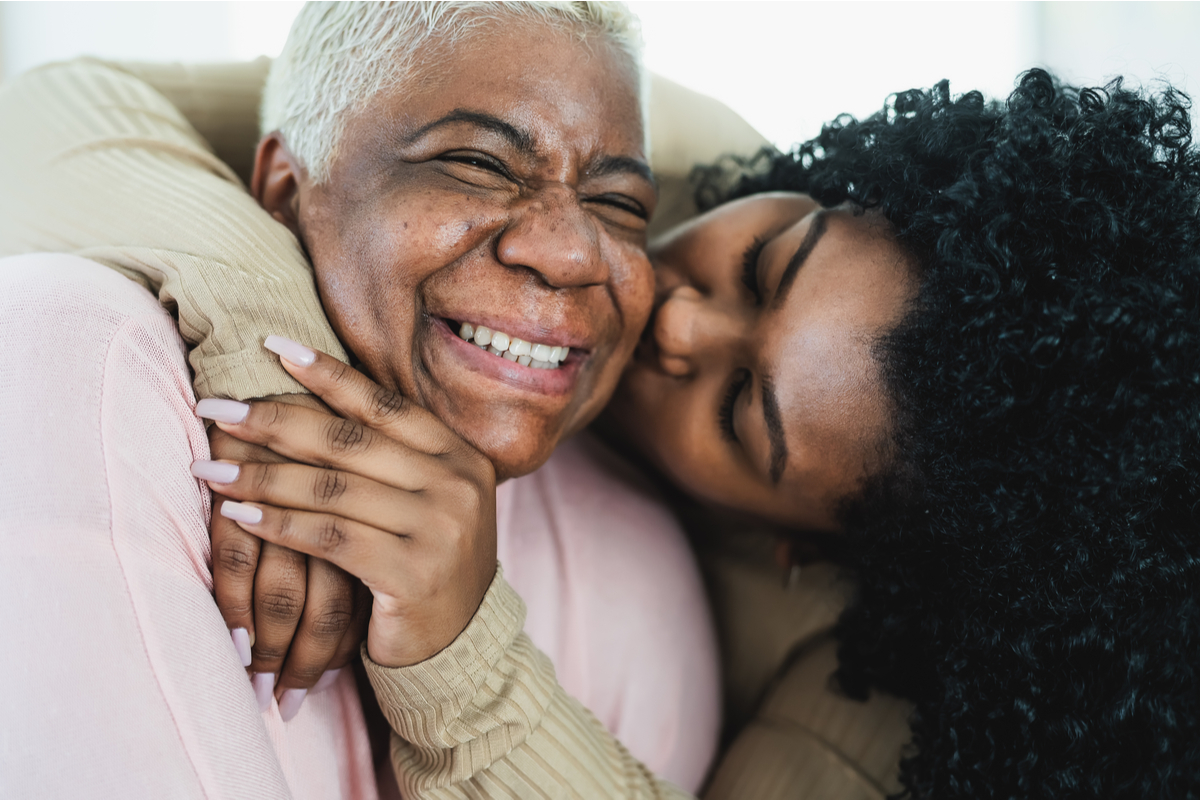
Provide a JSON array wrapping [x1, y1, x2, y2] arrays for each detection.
[[699, 69, 1200, 798]]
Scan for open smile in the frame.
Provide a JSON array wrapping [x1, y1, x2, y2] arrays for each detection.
[[431, 316, 589, 397]]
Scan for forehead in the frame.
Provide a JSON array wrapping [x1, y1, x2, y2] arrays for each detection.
[[763, 210, 913, 486], [396, 20, 645, 156]]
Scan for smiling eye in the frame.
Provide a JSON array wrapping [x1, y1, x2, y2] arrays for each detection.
[[718, 368, 751, 442], [593, 194, 648, 220], [741, 235, 767, 304], [442, 152, 511, 179]]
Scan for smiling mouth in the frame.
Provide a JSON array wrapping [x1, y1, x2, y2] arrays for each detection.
[[450, 320, 571, 370]]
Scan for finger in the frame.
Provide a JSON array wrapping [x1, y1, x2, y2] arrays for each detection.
[[200, 400, 440, 492], [276, 559, 356, 696], [263, 336, 458, 454], [208, 495, 261, 662], [219, 500, 411, 595], [209, 424, 287, 465], [201, 460, 428, 533], [329, 581, 372, 670], [249, 542, 307, 683]]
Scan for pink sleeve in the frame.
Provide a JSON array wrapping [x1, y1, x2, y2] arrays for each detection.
[[499, 435, 722, 793], [0, 254, 376, 799]]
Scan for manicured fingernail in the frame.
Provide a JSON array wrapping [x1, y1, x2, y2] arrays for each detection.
[[220, 501, 262, 525], [279, 688, 307, 722], [195, 398, 250, 424], [191, 459, 240, 484], [253, 672, 275, 712], [313, 669, 342, 693], [230, 627, 252, 667], [264, 335, 317, 367]]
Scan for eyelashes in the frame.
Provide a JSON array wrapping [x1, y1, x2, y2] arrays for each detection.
[[718, 369, 751, 442], [741, 235, 767, 303]]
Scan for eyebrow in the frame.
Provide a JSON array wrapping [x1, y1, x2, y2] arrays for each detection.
[[401, 109, 537, 155], [761, 375, 789, 484], [587, 154, 656, 188], [772, 209, 829, 309]]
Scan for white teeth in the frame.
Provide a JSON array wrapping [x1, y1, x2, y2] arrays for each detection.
[[457, 321, 570, 369]]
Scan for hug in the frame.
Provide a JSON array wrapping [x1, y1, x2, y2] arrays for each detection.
[[0, 3, 1196, 799]]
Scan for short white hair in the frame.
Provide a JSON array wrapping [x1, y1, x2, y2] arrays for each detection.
[[262, 1, 646, 184]]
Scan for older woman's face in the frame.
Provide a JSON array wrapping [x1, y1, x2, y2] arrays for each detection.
[[604, 193, 916, 530], [288, 23, 655, 480]]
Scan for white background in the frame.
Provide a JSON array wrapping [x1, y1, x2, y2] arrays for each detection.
[[2, 2, 1199, 150]]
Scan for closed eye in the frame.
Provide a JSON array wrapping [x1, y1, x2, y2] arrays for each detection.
[[587, 193, 648, 221], [718, 369, 751, 442], [440, 152, 513, 180], [741, 236, 767, 304]]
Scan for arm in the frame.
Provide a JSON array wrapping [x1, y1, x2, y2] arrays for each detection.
[[200, 344, 694, 799], [0, 58, 345, 400], [364, 573, 694, 800]]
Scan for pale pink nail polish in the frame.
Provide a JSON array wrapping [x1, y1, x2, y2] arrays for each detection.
[[264, 335, 317, 367], [195, 398, 250, 424], [192, 460, 240, 484], [230, 628, 252, 667], [313, 669, 342, 693], [279, 688, 307, 722], [253, 672, 275, 712], [220, 501, 263, 525]]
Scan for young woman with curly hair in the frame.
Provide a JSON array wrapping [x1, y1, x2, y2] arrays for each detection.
[[227, 68, 1196, 798]]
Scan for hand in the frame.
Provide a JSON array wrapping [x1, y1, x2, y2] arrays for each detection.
[[196, 337, 498, 669], [196, 391, 372, 713]]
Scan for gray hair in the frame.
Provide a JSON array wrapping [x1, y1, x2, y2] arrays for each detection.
[[262, 1, 646, 183]]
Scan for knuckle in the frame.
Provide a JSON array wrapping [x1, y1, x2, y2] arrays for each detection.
[[258, 588, 305, 622], [287, 663, 327, 687], [327, 359, 355, 389], [214, 539, 258, 579], [251, 463, 274, 494], [253, 644, 289, 664], [314, 470, 348, 505], [317, 516, 348, 553], [326, 417, 368, 455], [369, 386, 407, 422], [309, 606, 353, 637]]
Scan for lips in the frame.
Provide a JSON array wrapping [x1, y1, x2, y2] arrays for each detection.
[[428, 316, 587, 397]]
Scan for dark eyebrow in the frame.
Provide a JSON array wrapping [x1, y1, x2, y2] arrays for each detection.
[[587, 154, 656, 189], [401, 109, 536, 155], [772, 209, 829, 309], [761, 375, 789, 484]]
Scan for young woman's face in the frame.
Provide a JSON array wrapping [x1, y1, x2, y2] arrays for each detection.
[[603, 193, 917, 530]]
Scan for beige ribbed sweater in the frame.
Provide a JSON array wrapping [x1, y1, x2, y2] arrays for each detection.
[[0, 58, 910, 799]]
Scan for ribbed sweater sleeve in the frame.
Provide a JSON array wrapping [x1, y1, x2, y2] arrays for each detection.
[[0, 58, 346, 400], [364, 569, 693, 800]]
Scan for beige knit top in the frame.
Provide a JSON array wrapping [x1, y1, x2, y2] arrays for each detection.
[[0, 58, 911, 799]]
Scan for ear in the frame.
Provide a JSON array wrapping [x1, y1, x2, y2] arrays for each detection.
[[251, 133, 304, 236]]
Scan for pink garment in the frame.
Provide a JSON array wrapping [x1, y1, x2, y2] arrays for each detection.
[[499, 436, 721, 792], [0, 254, 720, 797], [0, 254, 377, 800]]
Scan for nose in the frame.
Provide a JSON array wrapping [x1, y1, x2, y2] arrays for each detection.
[[653, 285, 744, 377], [496, 187, 607, 288]]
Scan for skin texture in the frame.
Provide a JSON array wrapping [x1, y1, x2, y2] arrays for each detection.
[[205, 349, 499, 670], [253, 21, 656, 482], [213, 18, 654, 698], [603, 192, 917, 531]]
